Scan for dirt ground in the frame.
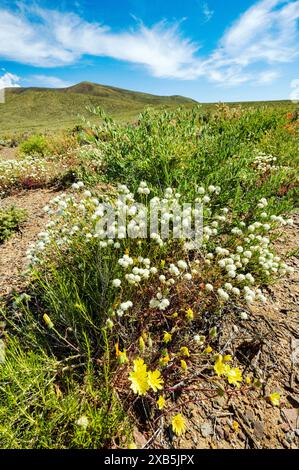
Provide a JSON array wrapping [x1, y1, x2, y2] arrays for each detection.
[[0, 188, 61, 295]]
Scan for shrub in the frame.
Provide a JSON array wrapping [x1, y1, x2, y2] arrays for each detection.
[[19, 135, 49, 157], [0, 206, 27, 243]]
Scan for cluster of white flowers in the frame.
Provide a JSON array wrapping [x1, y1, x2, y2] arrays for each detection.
[[26, 182, 295, 318], [116, 300, 133, 317], [149, 292, 170, 311], [253, 153, 279, 173], [0, 156, 48, 194], [137, 181, 150, 195]]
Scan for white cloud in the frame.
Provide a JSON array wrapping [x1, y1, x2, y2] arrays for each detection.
[[202, 2, 214, 23], [0, 72, 20, 89], [290, 78, 299, 102], [0, 1, 298, 86], [28, 75, 71, 88], [219, 0, 299, 66], [256, 70, 281, 84]]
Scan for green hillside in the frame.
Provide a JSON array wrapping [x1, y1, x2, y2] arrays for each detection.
[[0, 81, 196, 133]]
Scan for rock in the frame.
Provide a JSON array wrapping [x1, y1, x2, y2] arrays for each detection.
[[133, 427, 147, 447], [238, 431, 246, 441], [224, 429, 231, 441], [281, 408, 299, 431], [216, 425, 224, 439], [253, 421, 264, 440], [201, 422, 213, 438]]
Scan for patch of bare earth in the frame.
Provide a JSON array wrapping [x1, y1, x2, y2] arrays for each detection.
[[0, 188, 61, 296], [0, 147, 18, 161]]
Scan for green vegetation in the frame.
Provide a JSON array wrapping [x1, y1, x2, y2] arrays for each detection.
[[19, 134, 49, 157], [0, 81, 196, 134], [0, 103, 298, 448], [0, 206, 27, 243]]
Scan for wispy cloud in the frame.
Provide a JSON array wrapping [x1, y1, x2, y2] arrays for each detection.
[[202, 2, 214, 23], [0, 72, 20, 89], [0, 1, 298, 86], [27, 75, 71, 88]]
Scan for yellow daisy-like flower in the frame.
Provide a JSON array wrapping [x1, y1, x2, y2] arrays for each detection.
[[204, 345, 213, 354], [171, 413, 186, 436], [161, 354, 170, 364], [163, 332, 172, 344], [128, 358, 149, 395], [214, 355, 230, 377], [227, 367, 243, 387], [157, 395, 166, 410], [223, 354, 232, 362], [180, 346, 190, 357], [186, 308, 194, 320], [269, 392, 281, 407], [147, 370, 164, 392], [181, 359, 188, 372]]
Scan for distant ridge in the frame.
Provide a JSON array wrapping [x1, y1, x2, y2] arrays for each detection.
[[0, 81, 196, 133]]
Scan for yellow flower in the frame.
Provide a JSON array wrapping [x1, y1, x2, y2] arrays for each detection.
[[115, 342, 128, 364], [147, 370, 164, 392], [245, 376, 252, 385], [214, 355, 230, 377], [186, 308, 194, 320], [43, 313, 54, 329], [181, 359, 188, 372], [227, 367, 243, 387], [269, 392, 281, 407], [180, 346, 190, 357], [172, 311, 178, 318], [171, 413, 186, 436], [223, 354, 232, 362], [139, 336, 145, 353], [232, 421, 239, 432], [161, 354, 170, 364], [163, 332, 172, 344], [204, 345, 213, 354], [157, 396, 166, 410], [128, 358, 149, 396], [125, 248, 130, 255], [128, 442, 137, 449]]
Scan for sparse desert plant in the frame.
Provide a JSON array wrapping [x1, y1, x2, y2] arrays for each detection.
[[0, 206, 27, 243], [19, 134, 49, 157]]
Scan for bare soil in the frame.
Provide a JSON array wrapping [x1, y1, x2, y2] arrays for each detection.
[[0, 188, 61, 296]]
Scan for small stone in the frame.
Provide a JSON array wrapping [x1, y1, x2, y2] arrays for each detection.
[[254, 421, 264, 440], [201, 422, 213, 438], [216, 425, 224, 439]]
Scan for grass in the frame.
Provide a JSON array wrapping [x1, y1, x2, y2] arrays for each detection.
[[0, 101, 298, 448], [0, 81, 196, 134]]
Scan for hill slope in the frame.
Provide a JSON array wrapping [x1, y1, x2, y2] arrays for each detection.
[[0, 81, 196, 133]]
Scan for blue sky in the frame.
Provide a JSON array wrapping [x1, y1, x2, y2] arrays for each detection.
[[0, 0, 298, 102]]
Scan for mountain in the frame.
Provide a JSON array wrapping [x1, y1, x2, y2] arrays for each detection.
[[0, 81, 197, 134]]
